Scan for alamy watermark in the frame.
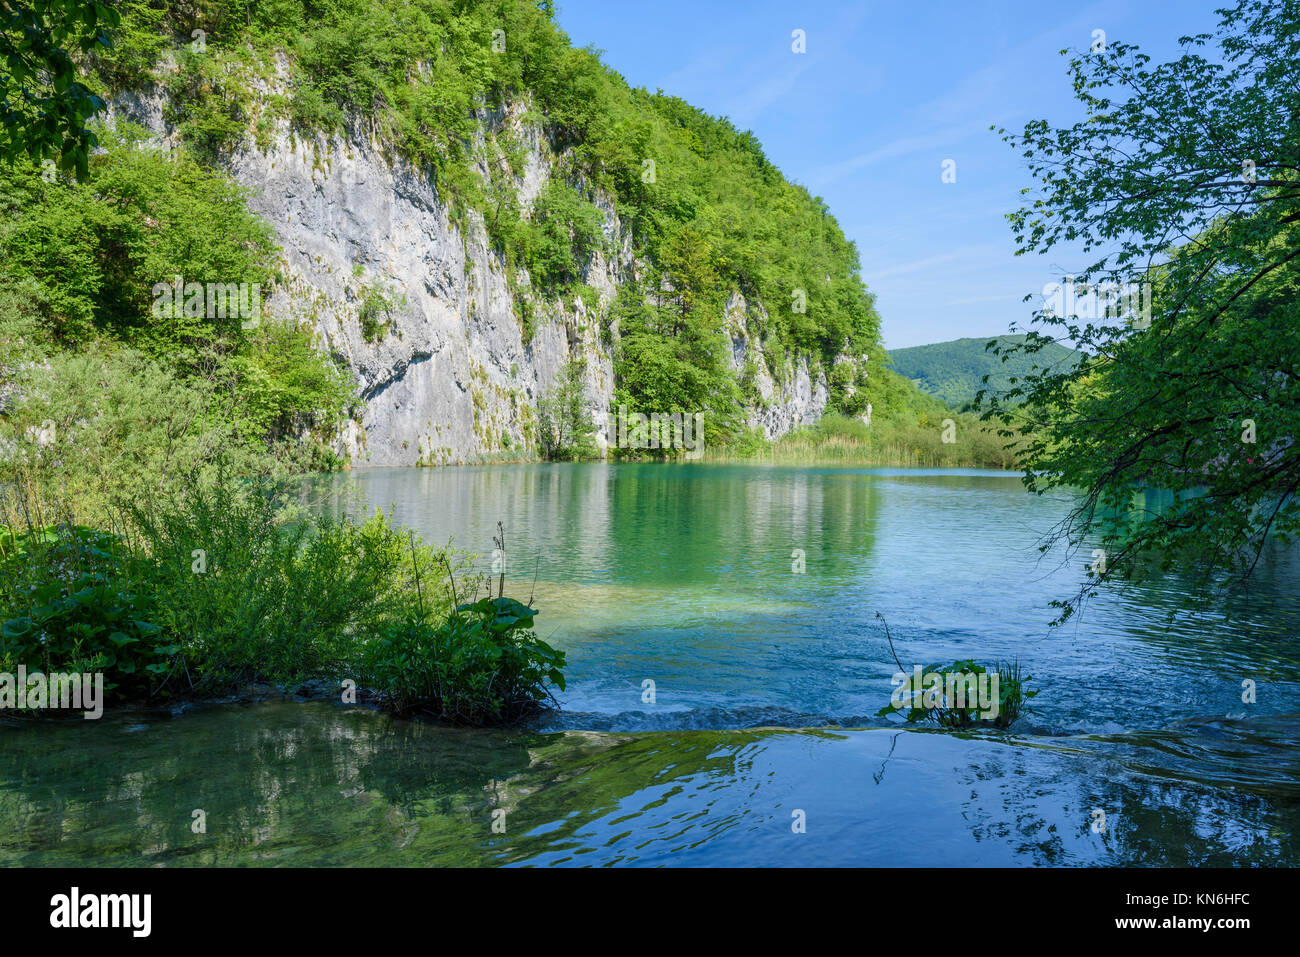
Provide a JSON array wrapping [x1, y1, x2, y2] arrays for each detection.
[[1041, 276, 1152, 328], [0, 666, 104, 719], [610, 405, 705, 459], [889, 664, 1000, 721], [151, 276, 262, 330], [50, 887, 150, 936]]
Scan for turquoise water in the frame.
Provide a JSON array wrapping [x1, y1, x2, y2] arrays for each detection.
[[315, 464, 1300, 737], [3, 464, 1298, 866]]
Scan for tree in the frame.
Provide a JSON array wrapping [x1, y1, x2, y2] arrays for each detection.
[[538, 356, 598, 461], [0, 1, 120, 178], [982, 0, 1300, 621]]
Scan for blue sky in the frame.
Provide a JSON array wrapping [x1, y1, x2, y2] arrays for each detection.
[[553, 0, 1227, 349]]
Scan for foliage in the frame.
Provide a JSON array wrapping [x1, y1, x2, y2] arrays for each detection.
[[0, 456, 567, 723], [0, 340, 346, 527], [611, 277, 741, 451], [359, 596, 565, 725], [710, 403, 1023, 469], [0, 459, 494, 701], [0, 126, 351, 483], [0, 0, 119, 177], [0, 523, 177, 701], [0, 348, 251, 523], [876, 659, 1036, 730], [537, 354, 598, 460], [83, 0, 889, 440], [0, 125, 275, 354], [889, 335, 1081, 410], [518, 177, 605, 294], [356, 279, 398, 343], [982, 0, 1300, 621], [121, 470, 458, 694], [163, 44, 249, 165]]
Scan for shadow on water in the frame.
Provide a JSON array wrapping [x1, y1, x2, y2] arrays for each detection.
[[2, 701, 1295, 867]]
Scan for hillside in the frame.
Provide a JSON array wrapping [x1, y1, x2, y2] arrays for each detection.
[[0, 0, 925, 470], [888, 335, 1081, 409]]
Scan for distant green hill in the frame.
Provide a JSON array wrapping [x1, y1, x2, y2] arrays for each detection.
[[887, 335, 1082, 409]]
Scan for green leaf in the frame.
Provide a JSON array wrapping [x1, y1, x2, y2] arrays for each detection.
[[2, 618, 33, 639]]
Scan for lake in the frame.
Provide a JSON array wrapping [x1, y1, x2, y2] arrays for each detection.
[[3, 464, 1298, 865]]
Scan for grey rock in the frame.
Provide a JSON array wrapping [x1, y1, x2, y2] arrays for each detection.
[[107, 82, 843, 466]]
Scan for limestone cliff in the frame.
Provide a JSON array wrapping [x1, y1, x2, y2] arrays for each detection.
[[110, 75, 833, 467]]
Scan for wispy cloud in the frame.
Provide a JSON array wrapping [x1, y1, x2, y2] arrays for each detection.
[[730, 59, 814, 129], [866, 242, 1007, 282], [942, 293, 1024, 306], [655, 3, 875, 131], [807, 126, 973, 187], [808, 2, 1112, 189]]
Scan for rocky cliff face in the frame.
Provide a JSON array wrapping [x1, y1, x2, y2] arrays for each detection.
[[111, 77, 831, 467]]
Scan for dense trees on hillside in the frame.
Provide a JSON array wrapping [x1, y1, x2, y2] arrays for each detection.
[[81, 0, 887, 430], [0, 0, 988, 476], [0, 127, 351, 489], [890, 335, 1081, 409]]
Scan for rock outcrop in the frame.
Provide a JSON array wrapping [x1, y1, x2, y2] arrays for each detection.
[[110, 78, 835, 466]]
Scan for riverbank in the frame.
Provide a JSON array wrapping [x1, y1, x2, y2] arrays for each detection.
[[0, 466, 566, 726]]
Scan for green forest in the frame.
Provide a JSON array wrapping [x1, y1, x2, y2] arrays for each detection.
[[888, 335, 1082, 409], [0, 0, 1009, 482]]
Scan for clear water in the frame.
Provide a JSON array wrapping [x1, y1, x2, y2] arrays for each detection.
[[3, 464, 1298, 865]]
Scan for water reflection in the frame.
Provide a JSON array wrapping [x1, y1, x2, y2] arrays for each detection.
[[303, 465, 1300, 736], [7, 465, 1295, 867], [2, 702, 1295, 867]]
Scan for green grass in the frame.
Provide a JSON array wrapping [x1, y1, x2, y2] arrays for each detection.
[[704, 413, 1024, 469]]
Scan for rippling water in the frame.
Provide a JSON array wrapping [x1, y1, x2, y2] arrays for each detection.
[[3, 464, 1297, 866]]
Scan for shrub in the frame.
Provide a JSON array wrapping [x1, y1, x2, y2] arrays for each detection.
[[358, 596, 566, 725], [0, 461, 473, 703], [537, 356, 598, 461], [357, 281, 399, 343], [0, 348, 267, 528], [0, 524, 179, 701], [523, 179, 605, 294], [718, 425, 767, 458], [121, 468, 457, 694]]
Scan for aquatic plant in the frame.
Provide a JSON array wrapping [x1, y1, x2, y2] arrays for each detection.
[[877, 659, 1037, 730], [357, 522, 566, 725]]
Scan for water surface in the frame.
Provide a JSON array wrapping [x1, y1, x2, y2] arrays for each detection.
[[3, 464, 1297, 866]]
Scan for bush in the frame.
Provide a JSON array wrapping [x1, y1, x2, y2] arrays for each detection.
[[718, 425, 767, 458], [523, 180, 605, 294], [0, 465, 569, 723], [357, 281, 399, 343], [537, 356, 598, 461], [359, 596, 566, 725], [0, 348, 266, 528], [811, 413, 871, 441], [0, 524, 179, 701], [120, 468, 458, 694], [0, 462, 461, 698], [164, 49, 250, 165]]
